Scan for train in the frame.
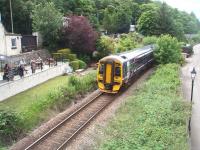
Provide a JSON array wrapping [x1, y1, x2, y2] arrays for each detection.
[[97, 45, 154, 93]]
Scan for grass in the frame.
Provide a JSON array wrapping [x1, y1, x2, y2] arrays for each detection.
[[0, 76, 68, 113], [98, 64, 190, 150], [0, 70, 97, 147]]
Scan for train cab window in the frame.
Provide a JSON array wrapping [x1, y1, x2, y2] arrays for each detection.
[[115, 67, 121, 77], [99, 64, 104, 74]]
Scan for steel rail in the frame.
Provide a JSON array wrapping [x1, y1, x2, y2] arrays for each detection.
[[25, 91, 103, 150], [56, 94, 112, 150]]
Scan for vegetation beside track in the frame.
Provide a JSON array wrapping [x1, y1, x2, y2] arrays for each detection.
[[99, 64, 190, 150], [0, 71, 97, 147]]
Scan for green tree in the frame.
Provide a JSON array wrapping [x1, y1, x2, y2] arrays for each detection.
[[32, 2, 63, 49], [103, 1, 133, 33], [0, 0, 34, 34], [154, 35, 182, 64], [137, 9, 159, 35], [95, 35, 116, 59]]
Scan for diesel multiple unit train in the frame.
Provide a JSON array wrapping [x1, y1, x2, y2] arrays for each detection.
[[97, 45, 154, 93]]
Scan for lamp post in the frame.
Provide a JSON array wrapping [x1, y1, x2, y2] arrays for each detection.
[[191, 67, 197, 103]]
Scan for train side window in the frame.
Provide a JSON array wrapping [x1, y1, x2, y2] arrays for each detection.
[[123, 62, 127, 77], [99, 64, 104, 74], [115, 67, 121, 77]]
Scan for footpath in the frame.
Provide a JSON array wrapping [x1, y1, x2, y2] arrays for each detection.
[[0, 62, 71, 101], [181, 44, 200, 150]]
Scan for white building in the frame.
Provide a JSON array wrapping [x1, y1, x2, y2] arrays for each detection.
[[0, 22, 22, 56], [129, 25, 136, 32]]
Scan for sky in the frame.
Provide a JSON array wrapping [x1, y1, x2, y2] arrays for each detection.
[[156, 0, 200, 20]]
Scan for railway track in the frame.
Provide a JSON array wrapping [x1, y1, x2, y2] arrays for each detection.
[[24, 92, 115, 150]]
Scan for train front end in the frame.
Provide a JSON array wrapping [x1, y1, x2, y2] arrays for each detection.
[[97, 56, 123, 93]]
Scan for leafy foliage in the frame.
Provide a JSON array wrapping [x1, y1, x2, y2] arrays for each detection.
[[143, 36, 158, 45], [137, 2, 199, 40], [31, 2, 63, 49], [70, 61, 79, 71], [95, 35, 116, 59], [99, 64, 190, 150], [0, 71, 96, 145], [103, 2, 133, 33], [137, 9, 159, 36], [0, 110, 23, 144], [154, 35, 182, 64], [62, 15, 98, 55], [70, 60, 87, 70]]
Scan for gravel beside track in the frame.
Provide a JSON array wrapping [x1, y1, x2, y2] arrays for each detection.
[[66, 68, 154, 150], [11, 68, 153, 150], [10, 90, 101, 150], [24, 93, 116, 150]]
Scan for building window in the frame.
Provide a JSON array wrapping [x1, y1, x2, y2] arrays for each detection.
[[11, 38, 17, 49]]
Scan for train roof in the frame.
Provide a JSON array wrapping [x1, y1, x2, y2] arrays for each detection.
[[100, 45, 154, 63], [118, 45, 153, 61]]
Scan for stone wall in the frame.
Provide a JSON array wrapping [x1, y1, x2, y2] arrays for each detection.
[[7, 49, 51, 66], [0, 63, 68, 101]]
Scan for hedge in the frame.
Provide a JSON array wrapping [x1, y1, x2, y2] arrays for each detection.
[[57, 48, 71, 55], [70, 60, 87, 71]]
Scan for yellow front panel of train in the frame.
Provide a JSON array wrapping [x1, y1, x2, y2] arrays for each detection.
[[105, 64, 112, 84]]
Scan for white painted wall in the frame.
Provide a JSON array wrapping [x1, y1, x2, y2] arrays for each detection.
[[0, 64, 68, 101], [33, 32, 43, 48], [0, 22, 22, 56], [0, 23, 6, 55], [5, 35, 22, 56]]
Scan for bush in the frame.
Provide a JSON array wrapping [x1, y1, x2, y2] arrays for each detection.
[[95, 36, 115, 59], [143, 36, 158, 45], [78, 60, 87, 69], [70, 61, 79, 71], [57, 48, 71, 55], [79, 54, 91, 64], [67, 54, 77, 61], [0, 110, 23, 144], [52, 53, 62, 60], [154, 35, 182, 64], [70, 60, 87, 71], [67, 72, 96, 94]]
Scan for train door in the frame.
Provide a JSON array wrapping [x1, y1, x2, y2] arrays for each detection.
[[105, 63, 112, 84], [104, 62, 114, 90], [127, 61, 130, 79]]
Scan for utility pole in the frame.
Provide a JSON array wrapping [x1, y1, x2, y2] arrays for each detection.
[[9, 0, 14, 33]]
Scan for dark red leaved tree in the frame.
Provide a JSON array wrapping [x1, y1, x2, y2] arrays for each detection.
[[62, 15, 98, 55]]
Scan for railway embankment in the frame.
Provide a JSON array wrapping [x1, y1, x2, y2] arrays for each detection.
[[0, 70, 96, 149], [98, 64, 190, 149]]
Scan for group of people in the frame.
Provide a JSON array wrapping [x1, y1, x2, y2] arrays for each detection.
[[2, 57, 43, 81], [3, 59, 26, 81]]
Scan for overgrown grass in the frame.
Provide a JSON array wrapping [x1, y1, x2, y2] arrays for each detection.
[[0, 70, 97, 145], [99, 64, 190, 150], [0, 76, 68, 113]]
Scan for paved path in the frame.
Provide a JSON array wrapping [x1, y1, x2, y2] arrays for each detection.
[[0, 62, 68, 85], [181, 44, 200, 150]]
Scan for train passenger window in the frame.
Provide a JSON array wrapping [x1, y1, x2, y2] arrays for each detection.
[[115, 67, 121, 76], [123, 62, 127, 77], [99, 64, 104, 74]]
